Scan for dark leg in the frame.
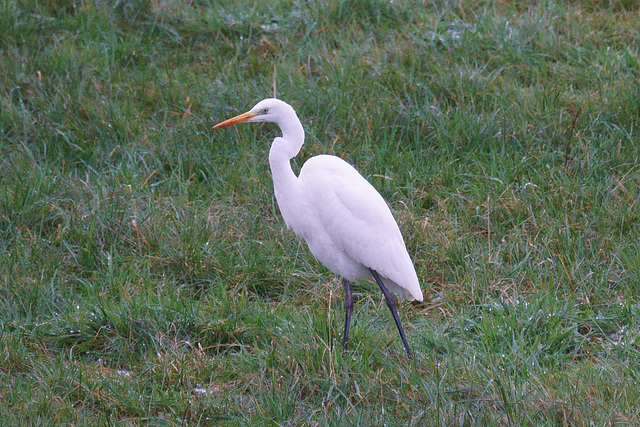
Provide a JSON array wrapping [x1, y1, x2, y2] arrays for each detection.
[[342, 278, 354, 352], [370, 269, 412, 356]]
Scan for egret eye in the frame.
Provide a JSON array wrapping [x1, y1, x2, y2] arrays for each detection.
[[261, 108, 269, 115]]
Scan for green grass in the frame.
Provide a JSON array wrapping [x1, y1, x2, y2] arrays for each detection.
[[1, 0, 640, 424]]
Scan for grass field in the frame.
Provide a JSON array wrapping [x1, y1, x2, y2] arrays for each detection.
[[1, 0, 640, 424]]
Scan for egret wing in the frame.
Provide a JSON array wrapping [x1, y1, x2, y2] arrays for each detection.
[[300, 155, 422, 300]]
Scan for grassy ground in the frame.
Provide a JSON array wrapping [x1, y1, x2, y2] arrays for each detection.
[[1, 0, 639, 424]]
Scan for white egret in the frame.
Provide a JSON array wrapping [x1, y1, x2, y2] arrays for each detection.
[[213, 98, 422, 355]]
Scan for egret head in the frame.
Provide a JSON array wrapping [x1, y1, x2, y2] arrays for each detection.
[[212, 98, 293, 129]]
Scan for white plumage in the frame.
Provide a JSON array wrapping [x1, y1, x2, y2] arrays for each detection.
[[213, 98, 422, 355], [298, 155, 422, 301]]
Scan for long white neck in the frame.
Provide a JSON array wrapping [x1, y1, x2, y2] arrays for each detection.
[[268, 110, 305, 231]]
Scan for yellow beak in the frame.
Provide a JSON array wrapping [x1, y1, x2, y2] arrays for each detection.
[[212, 110, 259, 130]]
